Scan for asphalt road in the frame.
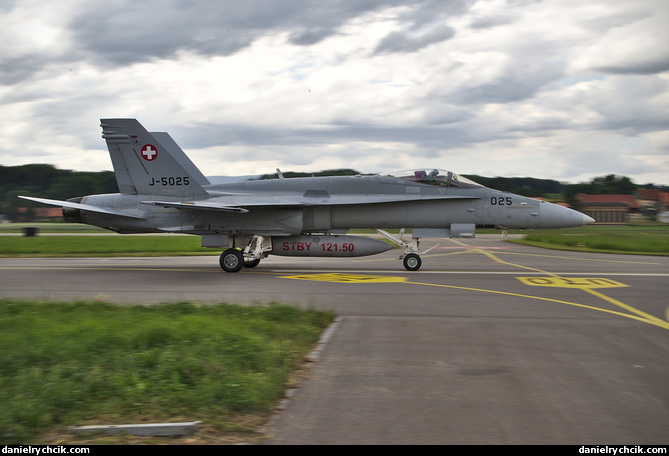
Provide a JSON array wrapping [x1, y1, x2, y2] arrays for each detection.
[[1, 235, 668, 444]]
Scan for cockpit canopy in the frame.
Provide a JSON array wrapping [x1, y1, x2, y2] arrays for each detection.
[[385, 169, 483, 188]]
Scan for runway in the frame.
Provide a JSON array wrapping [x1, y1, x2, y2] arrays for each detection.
[[1, 235, 668, 444]]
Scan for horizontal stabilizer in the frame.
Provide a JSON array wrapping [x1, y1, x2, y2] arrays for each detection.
[[19, 196, 144, 219]]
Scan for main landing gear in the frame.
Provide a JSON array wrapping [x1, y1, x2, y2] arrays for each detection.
[[219, 248, 244, 273], [219, 235, 268, 273], [219, 248, 264, 272]]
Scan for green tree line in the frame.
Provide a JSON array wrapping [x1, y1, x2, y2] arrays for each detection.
[[3, 163, 665, 222], [463, 174, 657, 208], [1, 164, 118, 220]]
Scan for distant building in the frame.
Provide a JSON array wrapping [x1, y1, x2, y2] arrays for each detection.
[[16, 207, 63, 222], [654, 191, 669, 223], [637, 188, 663, 203], [661, 193, 669, 213], [577, 194, 640, 224], [637, 188, 662, 216], [636, 188, 669, 220]]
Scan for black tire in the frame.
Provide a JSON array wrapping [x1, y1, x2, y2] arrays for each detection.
[[220, 249, 244, 272], [403, 253, 422, 271]]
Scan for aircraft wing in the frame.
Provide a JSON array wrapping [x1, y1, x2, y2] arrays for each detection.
[[303, 194, 480, 205], [21, 193, 478, 219], [19, 196, 145, 219], [141, 200, 252, 213], [227, 193, 480, 208], [142, 194, 479, 213]]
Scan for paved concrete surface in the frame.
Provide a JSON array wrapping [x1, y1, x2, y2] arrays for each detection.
[[1, 235, 668, 444]]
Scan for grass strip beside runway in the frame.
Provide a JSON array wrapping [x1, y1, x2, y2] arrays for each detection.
[[0, 235, 218, 257], [2, 224, 669, 257], [512, 225, 669, 256], [0, 300, 336, 444]]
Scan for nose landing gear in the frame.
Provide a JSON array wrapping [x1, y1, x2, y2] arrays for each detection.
[[402, 253, 422, 271], [372, 229, 437, 271]]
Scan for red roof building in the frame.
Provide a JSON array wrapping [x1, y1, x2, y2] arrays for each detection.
[[577, 194, 640, 224], [660, 193, 669, 211]]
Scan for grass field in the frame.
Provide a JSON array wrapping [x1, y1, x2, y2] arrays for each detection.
[[1, 223, 666, 444], [0, 300, 336, 444], [2, 223, 668, 256], [0, 223, 108, 234], [0, 234, 217, 257], [509, 224, 669, 255]]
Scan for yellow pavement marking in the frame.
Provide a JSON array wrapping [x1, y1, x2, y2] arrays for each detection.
[[584, 288, 669, 329], [497, 250, 661, 265], [403, 280, 662, 327], [447, 239, 668, 330], [304, 238, 668, 330], [517, 277, 628, 289], [282, 273, 408, 283]]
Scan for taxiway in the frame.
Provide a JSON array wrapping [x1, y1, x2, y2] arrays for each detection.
[[1, 235, 668, 444]]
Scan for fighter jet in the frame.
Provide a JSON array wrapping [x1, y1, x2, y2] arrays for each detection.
[[20, 119, 594, 272]]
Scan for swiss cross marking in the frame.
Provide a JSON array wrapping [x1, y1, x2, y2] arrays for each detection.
[[141, 144, 158, 161]]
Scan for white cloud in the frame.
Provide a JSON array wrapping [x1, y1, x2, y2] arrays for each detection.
[[0, 0, 667, 187], [569, 1, 669, 75]]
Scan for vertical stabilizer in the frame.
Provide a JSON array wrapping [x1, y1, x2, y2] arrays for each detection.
[[100, 119, 208, 197], [151, 132, 210, 186]]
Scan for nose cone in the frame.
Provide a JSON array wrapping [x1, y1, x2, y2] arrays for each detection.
[[540, 202, 595, 228]]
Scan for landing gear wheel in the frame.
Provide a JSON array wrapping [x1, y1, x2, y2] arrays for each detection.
[[403, 253, 422, 271], [220, 249, 244, 273], [244, 258, 261, 268]]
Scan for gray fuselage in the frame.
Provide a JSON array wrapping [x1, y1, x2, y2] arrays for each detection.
[[72, 174, 583, 236]]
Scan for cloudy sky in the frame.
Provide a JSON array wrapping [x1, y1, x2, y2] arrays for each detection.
[[1, 0, 668, 185]]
